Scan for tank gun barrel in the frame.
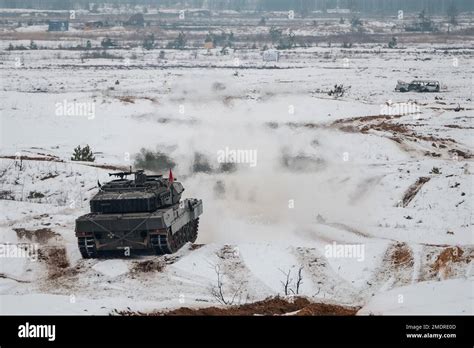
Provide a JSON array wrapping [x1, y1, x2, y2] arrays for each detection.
[[108, 167, 143, 179], [108, 171, 132, 179]]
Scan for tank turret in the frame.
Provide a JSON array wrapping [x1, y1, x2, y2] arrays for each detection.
[[90, 170, 184, 214]]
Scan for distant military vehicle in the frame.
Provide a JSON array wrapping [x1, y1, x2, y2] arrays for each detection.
[[48, 20, 69, 32], [75, 169, 203, 258], [395, 80, 440, 93]]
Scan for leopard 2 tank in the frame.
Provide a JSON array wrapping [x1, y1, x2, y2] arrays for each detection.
[[75, 169, 203, 258]]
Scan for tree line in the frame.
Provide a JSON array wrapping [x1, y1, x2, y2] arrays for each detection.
[[1, 0, 472, 14]]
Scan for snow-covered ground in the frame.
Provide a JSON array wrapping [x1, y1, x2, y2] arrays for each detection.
[[0, 22, 472, 315]]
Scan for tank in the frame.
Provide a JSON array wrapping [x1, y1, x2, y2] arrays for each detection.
[[75, 169, 203, 258]]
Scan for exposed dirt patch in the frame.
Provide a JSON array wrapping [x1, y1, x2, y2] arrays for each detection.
[[431, 246, 472, 279], [40, 173, 60, 181], [332, 115, 443, 142], [38, 246, 70, 279], [389, 242, 415, 269], [368, 242, 415, 290], [14, 228, 60, 244], [217, 244, 239, 259], [366, 121, 411, 134], [332, 114, 401, 127], [331, 115, 469, 159], [116, 297, 359, 316], [118, 96, 135, 104], [401, 177, 431, 207], [445, 124, 474, 130], [131, 259, 164, 273], [420, 245, 473, 281], [285, 122, 324, 130], [332, 115, 415, 142], [189, 244, 205, 251]]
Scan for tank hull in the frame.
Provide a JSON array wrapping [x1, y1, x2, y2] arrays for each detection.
[[75, 198, 202, 258]]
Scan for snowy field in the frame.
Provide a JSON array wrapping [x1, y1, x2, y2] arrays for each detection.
[[0, 16, 473, 315]]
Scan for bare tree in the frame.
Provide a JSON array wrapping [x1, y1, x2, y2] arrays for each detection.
[[295, 266, 304, 295], [210, 264, 243, 305], [279, 266, 304, 295], [279, 268, 293, 296]]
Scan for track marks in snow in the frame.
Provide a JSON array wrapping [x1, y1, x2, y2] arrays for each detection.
[[364, 242, 415, 294], [213, 245, 274, 302], [349, 175, 385, 205], [401, 177, 431, 207], [293, 247, 363, 304]]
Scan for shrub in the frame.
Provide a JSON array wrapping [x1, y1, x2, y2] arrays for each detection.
[[328, 84, 347, 98], [71, 145, 95, 162], [388, 36, 398, 48], [28, 191, 45, 199], [167, 31, 186, 49]]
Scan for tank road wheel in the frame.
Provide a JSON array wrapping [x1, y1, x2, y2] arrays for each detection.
[[150, 234, 166, 255], [151, 220, 200, 255], [150, 229, 178, 255], [161, 231, 180, 254], [189, 218, 199, 243], [78, 237, 98, 259]]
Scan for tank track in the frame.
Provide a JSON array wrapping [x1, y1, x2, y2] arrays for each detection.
[[150, 218, 199, 255], [78, 236, 98, 258]]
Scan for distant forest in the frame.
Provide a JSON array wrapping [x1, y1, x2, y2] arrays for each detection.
[[1, 0, 473, 14]]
